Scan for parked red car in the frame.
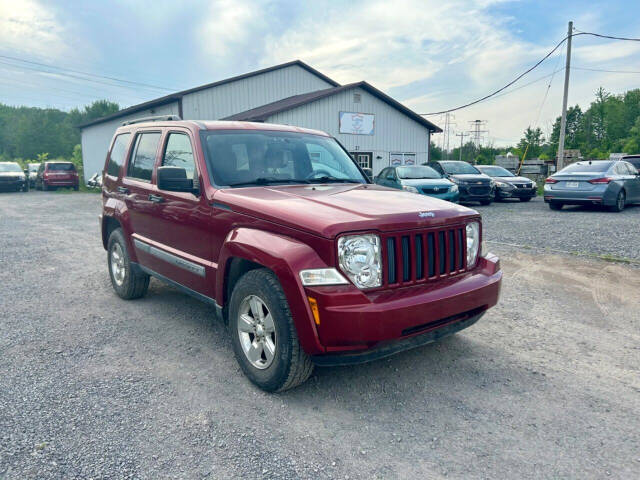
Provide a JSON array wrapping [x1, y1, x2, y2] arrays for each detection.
[[36, 161, 79, 191], [101, 117, 502, 391]]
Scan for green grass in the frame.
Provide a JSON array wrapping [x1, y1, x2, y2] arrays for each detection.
[[52, 183, 100, 194]]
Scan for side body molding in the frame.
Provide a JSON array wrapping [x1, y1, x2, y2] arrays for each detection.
[[217, 228, 330, 355]]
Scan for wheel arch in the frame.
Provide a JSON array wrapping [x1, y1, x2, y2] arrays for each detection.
[[216, 228, 330, 355]]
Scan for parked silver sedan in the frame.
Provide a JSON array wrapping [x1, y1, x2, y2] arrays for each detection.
[[544, 160, 640, 212]]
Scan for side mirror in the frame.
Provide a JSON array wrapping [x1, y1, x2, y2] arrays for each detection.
[[157, 166, 197, 194]]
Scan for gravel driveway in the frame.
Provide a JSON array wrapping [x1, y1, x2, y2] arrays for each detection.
[[1, 192, 639, 479]]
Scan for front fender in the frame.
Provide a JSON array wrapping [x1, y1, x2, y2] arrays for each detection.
[[217, 228, 329, 355]]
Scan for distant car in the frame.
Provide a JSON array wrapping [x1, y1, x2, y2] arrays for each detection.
[[27, 163, 41, 187], [476, 165, 537, 202], [87, 172, 103, 189], [427, 160, 494, 205], [544, 160, 640, 212], [621, 154, 640, 171], [36, 161, 79, 191], [0, 162, 27, 192], [375, 165, 459, 202]]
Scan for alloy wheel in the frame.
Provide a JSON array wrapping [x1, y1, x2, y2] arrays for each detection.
[[110, 243, 126, 286], [237, 295, 277, 369]]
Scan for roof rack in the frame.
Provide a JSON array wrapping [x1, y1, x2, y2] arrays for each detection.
[[122, 115, 182, 126]]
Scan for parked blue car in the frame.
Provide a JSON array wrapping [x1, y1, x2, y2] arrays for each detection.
[[374, 165, 459, 202], [544, 160, 640, 212]]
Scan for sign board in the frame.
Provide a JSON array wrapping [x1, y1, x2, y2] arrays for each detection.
[[390, 152, 416, 166], [339, 112, 375, 135], [390, 153, 403, 166]]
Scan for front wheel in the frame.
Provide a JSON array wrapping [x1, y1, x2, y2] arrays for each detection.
[[229, 269, 313, 392], [609, 190, 626, 212], [479, 199, 492, 206], [519, 197, 532, 202], [549, 202, 563, 210]]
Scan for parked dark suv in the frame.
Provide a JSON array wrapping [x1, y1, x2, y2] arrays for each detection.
[[101, 117, 502, 391], [36, 161, 79, 191], [428, 161, 494, 205]]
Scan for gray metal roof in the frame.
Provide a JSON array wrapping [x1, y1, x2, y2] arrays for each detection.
[[223, 81, 442, 133], [77, 60, 340, 129]]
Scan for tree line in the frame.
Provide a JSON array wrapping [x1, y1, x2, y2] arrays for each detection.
[[431, 87, 640, 164]]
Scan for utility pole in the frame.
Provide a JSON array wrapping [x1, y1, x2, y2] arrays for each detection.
[[556, 21, 573, 171], [455, 132, 469, 161]]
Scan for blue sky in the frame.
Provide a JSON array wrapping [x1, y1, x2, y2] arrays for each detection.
[[1, 0, 639, 146]]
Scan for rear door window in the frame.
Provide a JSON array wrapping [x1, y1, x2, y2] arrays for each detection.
[[127, 132, 161, 182], [106, 133, 131, 177]]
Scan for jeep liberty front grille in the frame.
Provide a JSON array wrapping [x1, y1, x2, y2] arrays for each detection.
[[382, 225, 467, 287]]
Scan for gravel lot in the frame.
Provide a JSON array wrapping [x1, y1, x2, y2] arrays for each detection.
[[1, 191, 639, 479], [475, 196, 640, 263]]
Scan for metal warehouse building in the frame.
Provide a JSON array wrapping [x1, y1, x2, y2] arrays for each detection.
[[78, 60, 441, 182]]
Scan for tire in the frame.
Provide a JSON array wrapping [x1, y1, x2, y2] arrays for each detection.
[[107, 228, 149, 300], [229, 268, 313, 392], [73, 185, 79, 191], [519, 197, 532, 202], [609, 190, 626, 212], [42, 182, 49, 191], [549, 202, 563, 210], [479, 199, 492, 206]]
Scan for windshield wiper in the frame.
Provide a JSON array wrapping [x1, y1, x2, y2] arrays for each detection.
[[227, 177, 310, 187], [309, 176, 360, 184]]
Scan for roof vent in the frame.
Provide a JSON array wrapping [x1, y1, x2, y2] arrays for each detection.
[[353, 93, 361, 103]]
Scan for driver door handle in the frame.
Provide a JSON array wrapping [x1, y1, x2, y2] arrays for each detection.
[[149, 193, 165, 203]]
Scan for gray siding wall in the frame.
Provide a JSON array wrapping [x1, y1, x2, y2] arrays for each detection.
[[181, 64, 333, 120], [80, 102, 179, 182], [265, 87, 431, 175]]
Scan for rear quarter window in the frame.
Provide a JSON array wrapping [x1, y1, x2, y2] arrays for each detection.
[[106, 133, 131, 177]]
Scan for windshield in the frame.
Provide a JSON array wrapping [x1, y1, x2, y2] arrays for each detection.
[[0, 163, 22, 173], [47, 163, 75, 171], [440, 161, 480, 175], [478, 166, 514, 177], [201, 130, 367, 187], [397, 166, 441, 179], [560, 162, 612, 174]]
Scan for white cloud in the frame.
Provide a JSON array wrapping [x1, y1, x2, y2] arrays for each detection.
[[0, 0, 69, 57]]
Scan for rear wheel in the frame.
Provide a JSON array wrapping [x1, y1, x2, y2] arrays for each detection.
[[42, 182, 49, 191], [519, 197, 532, 202], [549, 202, 563, 210], [229, 268, 313, 392], [610, 190, 626, 212], [479, 199, 492, 205], [73, 185, 79, 191], [107, 228, 149, 299]]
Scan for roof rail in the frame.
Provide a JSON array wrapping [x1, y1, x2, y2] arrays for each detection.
[[122, 115, 182, 126]]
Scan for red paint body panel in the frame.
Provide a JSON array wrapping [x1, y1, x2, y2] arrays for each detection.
[[101, 120, 502, 359]]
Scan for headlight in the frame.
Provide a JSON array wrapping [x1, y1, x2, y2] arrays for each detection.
[[402, 185, 419, 193], [450, 184, 458, 193], [495, 181, 512, 188], [466, 222, 480, 268], [448, 176, 461, 184], [299, 268, 349, 286], [531, 181, 537, 188], [337, 234, 382, 289]]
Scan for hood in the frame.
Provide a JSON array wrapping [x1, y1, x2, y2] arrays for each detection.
[[215, 183, 478, 238], [448, 173, 491, 183], [494, 176, 534, 184], [400, 178, 453, 188]]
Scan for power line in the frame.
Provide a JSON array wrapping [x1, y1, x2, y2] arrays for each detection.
[[572, 66, 640, 74], [421, 30, 640, 116], [0, 54, 181, 92]]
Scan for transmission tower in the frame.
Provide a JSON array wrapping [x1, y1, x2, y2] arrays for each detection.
[[469, 120, 488, 148]]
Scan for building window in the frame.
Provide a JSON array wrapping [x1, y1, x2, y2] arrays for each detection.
[[349, 151, 372, 169]]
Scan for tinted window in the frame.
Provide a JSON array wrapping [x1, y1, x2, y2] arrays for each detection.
[[107, 133, 131, 177], [560, 161, 612, 174], [440, 161, 480, 175], [48, 163, 75, 171], [397, 166, 441, 179], [162, 133, 195, 180], [623, 157, 640, 170], [128, 132, 161, 181]]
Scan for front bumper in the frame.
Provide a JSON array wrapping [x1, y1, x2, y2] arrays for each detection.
[[496, 186, 536, 199], [457, 184, 494, 201], [0, 179, 25, 190], [305, 254, 501, 360], [421, 190, 459, 203]]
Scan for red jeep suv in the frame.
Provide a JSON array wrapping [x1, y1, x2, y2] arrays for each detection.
[[101, 117, 502, 391], [36, 161, 80, 191]]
